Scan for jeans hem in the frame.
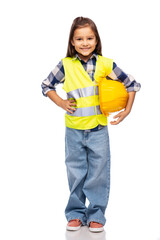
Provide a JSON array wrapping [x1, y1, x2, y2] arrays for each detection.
[[67, 216, 87, 226]]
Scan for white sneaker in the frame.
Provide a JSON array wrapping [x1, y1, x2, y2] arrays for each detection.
[[66, 219, 82, 231], [89, 221, 104, 232]]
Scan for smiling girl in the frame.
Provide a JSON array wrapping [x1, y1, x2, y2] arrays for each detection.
[[41, 17, 141, 232], [71, 26, 97, 61]]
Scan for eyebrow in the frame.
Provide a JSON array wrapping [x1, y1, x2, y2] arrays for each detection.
[[75, 35, 95, 38]]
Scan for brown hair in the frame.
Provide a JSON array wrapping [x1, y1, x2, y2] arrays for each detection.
[[66, 17, 102, 57]]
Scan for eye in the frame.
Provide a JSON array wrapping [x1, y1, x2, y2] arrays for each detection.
[[77, 38, 82, 41], [88, 38, 93, 40]]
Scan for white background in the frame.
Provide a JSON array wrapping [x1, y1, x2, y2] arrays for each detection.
[[0, 0, 160, 239]]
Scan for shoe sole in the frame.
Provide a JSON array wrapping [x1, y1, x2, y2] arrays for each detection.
[[89, 227, 104, 232], [66, 225, 81, 231]]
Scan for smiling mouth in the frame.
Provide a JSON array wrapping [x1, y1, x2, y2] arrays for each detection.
[[81, 48, 90, 50]]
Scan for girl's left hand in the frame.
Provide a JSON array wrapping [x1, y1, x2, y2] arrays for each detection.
[[110, 110, 130, 125]]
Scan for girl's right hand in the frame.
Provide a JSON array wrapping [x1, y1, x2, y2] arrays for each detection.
[[60, 99, 77, 114]]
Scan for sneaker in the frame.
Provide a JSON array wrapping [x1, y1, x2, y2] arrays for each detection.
[[66, 219, 82, 231], [89, 221, 104, 232]]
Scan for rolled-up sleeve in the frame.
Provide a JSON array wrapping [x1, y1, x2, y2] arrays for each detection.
[[107, 62, 141, 92], [41, 60, 65, 96]]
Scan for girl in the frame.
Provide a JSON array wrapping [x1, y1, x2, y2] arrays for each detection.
[[41, 17, 141, 232]]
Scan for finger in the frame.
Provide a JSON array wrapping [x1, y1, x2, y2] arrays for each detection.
[[110, 119, 120, 125], [69, 103, 77, 107], [113, 112, 121, 119], [66, 108, 75, 114], [69, 100, 77, 107], [68, 106, 76, 111], [110, 115, 125, 125], [69, 99, 76, 103]]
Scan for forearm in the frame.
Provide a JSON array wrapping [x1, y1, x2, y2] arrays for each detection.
[[47, 90, 77, 114], [47, 90, 63, 107], [110, 91, 136, 125], [125, 91, 136, 114]]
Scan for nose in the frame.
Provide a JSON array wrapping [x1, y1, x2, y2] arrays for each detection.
[[82, 39, 88, 46]]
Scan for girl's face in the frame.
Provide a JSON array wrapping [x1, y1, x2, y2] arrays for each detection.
[[71, 26, 97, 62]]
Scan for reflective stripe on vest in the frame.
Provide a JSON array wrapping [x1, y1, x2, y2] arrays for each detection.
[[66, 85, 101, 117], [66, 105, 101, 117], [67, 86, 99, 99]]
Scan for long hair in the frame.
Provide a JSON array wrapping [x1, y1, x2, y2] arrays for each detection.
[[66, 17, 102, 57]]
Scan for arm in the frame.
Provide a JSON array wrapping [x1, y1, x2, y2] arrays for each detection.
[[41, 61, 76, 114], [107, 62, 141, 92], [41, 61, 65, 96], [47, 90, 76, 114], [110, 91, 136, 125], [107, 62, 141, 125]]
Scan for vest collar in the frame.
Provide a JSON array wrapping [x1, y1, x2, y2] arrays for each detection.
[[72, 53, 98, 61]]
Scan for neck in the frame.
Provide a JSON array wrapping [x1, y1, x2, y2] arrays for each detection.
[[77, 53, 93, 62]]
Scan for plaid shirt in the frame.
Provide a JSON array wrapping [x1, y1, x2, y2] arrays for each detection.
[[41, 53, 141, 131]]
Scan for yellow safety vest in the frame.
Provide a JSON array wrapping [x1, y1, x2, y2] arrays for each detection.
[[62, 55, 113, 130]]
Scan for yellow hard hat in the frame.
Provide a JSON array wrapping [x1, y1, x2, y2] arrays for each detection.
[[99, 79, 129, 116]]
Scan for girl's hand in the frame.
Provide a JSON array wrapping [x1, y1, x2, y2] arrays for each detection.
[[60, 99, 77, 114], [110, 110, 130, 125]]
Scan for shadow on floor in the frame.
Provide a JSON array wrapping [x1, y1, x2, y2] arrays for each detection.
[[65, 226, 106, 240]]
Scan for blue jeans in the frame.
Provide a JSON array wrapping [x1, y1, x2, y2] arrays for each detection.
[[65, 126, 110, 226]]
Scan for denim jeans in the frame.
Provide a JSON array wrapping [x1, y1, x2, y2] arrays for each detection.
[[65, 126, 110, 226]]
